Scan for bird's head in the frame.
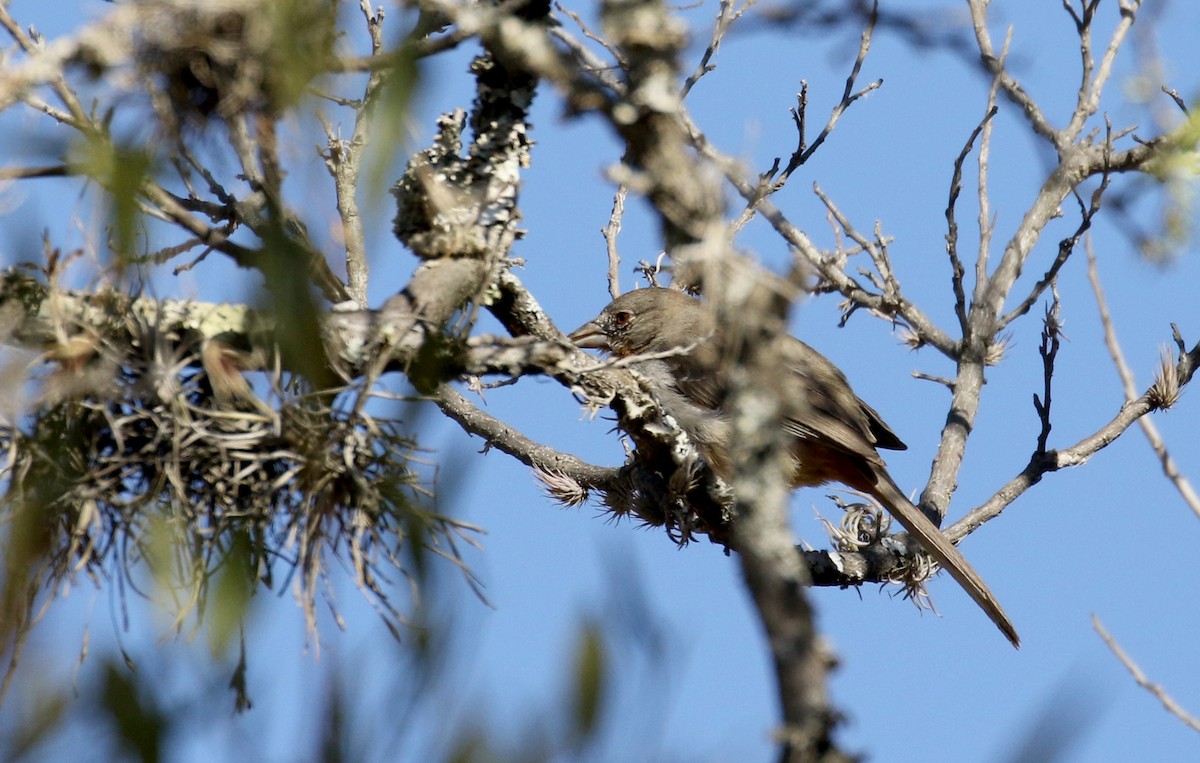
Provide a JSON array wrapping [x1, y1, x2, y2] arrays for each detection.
[[568, 287, 714, 358]]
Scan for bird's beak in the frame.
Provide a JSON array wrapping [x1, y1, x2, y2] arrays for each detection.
[[568, 320, 610, 350]]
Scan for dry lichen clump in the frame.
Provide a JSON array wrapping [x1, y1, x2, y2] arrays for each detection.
[[132, 0, 336, 124], [0, 302, 479, 657]]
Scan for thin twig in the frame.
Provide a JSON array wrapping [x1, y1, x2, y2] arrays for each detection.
[[681, 0, 759, 98], [945, 105, 997, 334], [1093, 614, 1200, 734], [1161, 86, 1187, 113], [1086, 240, 1200, 519], [604, 185, 628, 299], [973, 29, 1010, 317], [776, 1, 879, 183], [1066, 0, 1143, 141], [966, 0, 1059, 147], [435, 384, 619, 490], [0, 165, 70, 180], [317, 1, 392, 307], [1033, 285, 1063, 456], [555, 1, 626, 70]]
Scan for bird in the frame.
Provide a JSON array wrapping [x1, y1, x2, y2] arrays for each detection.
[[569, 286, 1019, 647]]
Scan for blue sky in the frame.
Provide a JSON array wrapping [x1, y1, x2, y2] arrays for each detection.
[[3, 1, 1200, 761]]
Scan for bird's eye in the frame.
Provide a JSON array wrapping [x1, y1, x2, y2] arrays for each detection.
[[611, 310, 632, 329]]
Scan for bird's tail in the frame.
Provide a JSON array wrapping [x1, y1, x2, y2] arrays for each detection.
[[871, 474, 1020, 648]]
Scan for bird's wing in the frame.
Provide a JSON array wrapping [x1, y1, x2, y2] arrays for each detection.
[[858, 398, 908, 451], [780, 339, 900, 463], [669, 361, 724, 411], [657, 336, 906, 463]]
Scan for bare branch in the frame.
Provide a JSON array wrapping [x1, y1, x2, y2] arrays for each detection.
[[604, 185, 628, 299], [945, 105, 997, 334], [1065, 0, 1143, 141], [772, 1, 879, 184], [1032, 287, 1063, 456], [731, 4, 880, 232], [974, 35, 1007, 316], [996, 164, 1110, 332], [591, 0, 846, 754], [681, 0, 759, 98], [316, 0, 393, 307], [1093, 614, 1200, 734], [0, 4, 90, 125], [434, 384, 619, 491], [948, 332, 1200, 540], [977, 158, 1090, 334], [1161, 86, 1187, 114], [1087, 242, 1200, 519], [0, 164, 70, 181], [554, 1, 627, 74], [966, 1, 1059, 146], [681, 113, 960, 357]]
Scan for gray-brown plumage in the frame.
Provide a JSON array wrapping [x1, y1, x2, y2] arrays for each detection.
[[569, 287, 1019, 647]]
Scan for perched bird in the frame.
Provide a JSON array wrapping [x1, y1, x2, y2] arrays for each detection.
[[569, 287, 1019, 647]]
